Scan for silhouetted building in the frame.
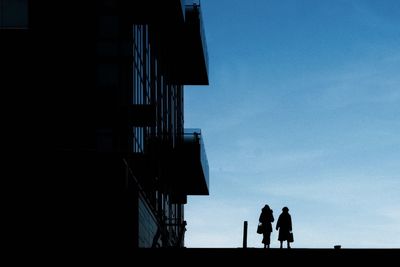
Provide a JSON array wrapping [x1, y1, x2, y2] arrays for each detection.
[[1, 0, 209, 254]]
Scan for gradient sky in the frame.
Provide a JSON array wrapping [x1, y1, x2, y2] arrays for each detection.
[[184, 0, 400, 248]]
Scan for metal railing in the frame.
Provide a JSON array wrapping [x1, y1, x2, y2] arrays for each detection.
[[123, 157, 186, 248], [185, 0, 209, 75], [183, 128, 209, 189]]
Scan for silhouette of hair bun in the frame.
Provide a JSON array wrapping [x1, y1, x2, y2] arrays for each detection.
[[282, 206, 289, 212]]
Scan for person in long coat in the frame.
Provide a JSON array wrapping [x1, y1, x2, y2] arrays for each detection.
[[259, 204, 274, 248], [276, 206, 293, 249]]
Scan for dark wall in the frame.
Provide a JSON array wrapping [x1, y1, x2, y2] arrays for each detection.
[[1, 2, 136, 257]]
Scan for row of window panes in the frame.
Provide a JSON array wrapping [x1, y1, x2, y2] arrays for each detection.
[[133, 25, 144, 58], [133, 25, 185, 243], [145, 41, 151, 104], [133, 25, 145, 152], [133, 63, 144, 105], [132, 24, 185, 235], [153, 59, 159, 137], [132, 25, 185, 151], [133, 24, 152, 106], [133, 127, 144, 153]]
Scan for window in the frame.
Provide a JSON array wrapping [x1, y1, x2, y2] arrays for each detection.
[[133, 25, 147, 153], [0, 0, 28, 29]]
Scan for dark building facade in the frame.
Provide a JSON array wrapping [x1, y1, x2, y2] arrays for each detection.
[[1, 0, 209, 255]]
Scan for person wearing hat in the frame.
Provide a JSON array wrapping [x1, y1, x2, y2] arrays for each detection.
[[258, 204, 274, 248], [276, 206, 293, 249]]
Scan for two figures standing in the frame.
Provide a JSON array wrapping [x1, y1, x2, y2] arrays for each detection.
[[258, 205, 293, 249]]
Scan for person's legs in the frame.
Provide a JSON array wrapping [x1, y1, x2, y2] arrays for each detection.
[[287, 241, 291, 249], [263, 234, 267, 249], [280, 241, 283, 249]]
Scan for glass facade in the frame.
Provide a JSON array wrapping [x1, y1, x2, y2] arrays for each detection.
[[132, 23, 185, 247], [132, 24, 184, 154], [133, 25, 146, 153]]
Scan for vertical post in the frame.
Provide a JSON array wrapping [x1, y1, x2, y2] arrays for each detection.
[[243, 221, 248, 248]]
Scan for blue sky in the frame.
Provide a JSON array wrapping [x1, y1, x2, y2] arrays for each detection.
[[184, 0, 400, 248]]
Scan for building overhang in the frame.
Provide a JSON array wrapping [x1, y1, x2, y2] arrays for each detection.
[[181, 2, 209, 85], [166, 1, 209, 85], [173, 129, 209, 196]]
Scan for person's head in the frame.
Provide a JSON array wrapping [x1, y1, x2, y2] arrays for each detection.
[[262, 204, 270, 211], [282, 206, 289, 213]]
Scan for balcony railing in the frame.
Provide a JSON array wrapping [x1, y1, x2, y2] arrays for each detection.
[[185, 0, 208, 77], [183, 128, 209, 186], [178, 128, 209, 195], [182, 1, 209, 85]]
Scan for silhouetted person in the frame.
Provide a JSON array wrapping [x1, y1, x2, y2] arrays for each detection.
[[276, 206, 292, 249], [259, 204, 274, 248]]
